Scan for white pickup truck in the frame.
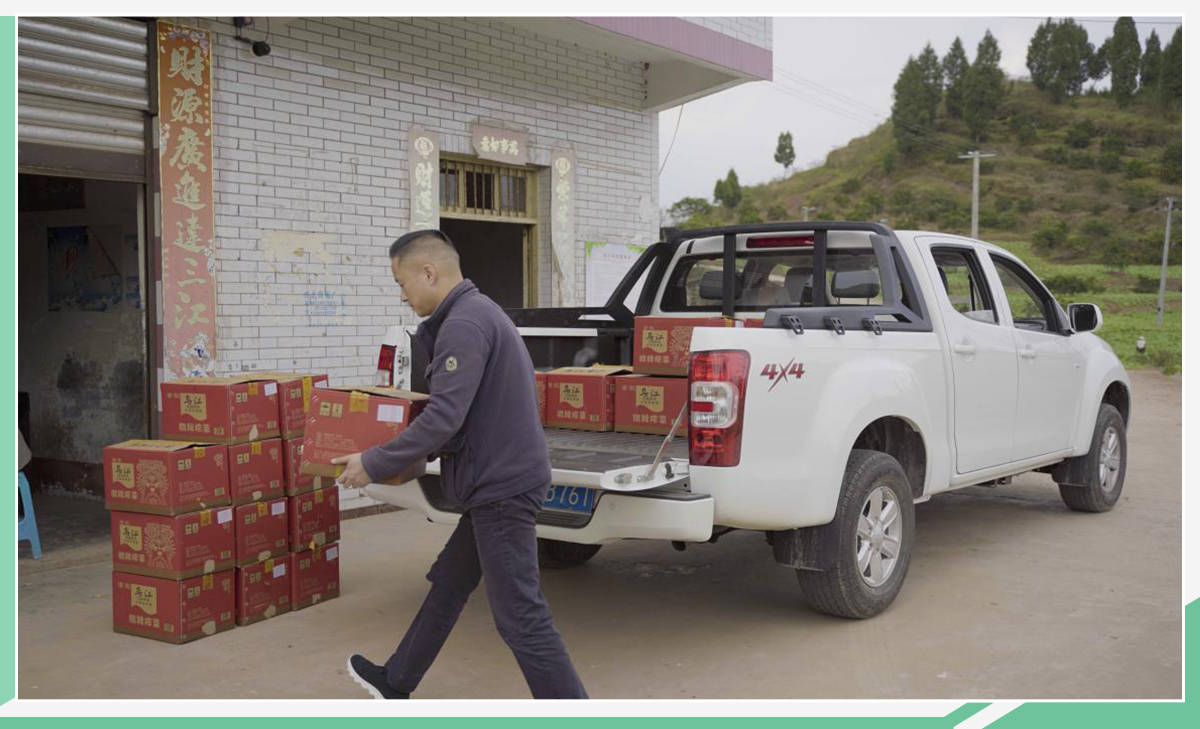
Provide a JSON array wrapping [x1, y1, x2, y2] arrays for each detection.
[[367, 222, 1131, 619]]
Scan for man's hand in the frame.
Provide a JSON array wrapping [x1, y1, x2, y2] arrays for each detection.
[[331, 452, 371, 488]]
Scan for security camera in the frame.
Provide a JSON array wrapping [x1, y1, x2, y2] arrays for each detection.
[[251, 40, 271, 57], [233, 17, 271, 57]]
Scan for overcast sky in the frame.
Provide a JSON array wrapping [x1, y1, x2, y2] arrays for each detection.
[[657, 16, 1183, 208]]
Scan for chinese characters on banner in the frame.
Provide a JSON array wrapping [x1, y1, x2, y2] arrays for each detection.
[[157, 21, 217, 380]]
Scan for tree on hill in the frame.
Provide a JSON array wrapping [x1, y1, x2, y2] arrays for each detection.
[[942, 37, 970, 119], [774, 131, 796, 174], [1107, 17, 1142, 107], [1159, 28, 1181, 111], [713, 168, 742, 208], [917, 43, 944, 121], [963, 30, 1005, 141], [1028, 18, 1094, 102], [1026, 19, 1055, 90], [891, 56, 933, 157], [668, 196, 713, 226], [1140, 30, 1163, 95]]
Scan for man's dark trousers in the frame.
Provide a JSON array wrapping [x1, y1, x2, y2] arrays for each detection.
[[384, 489, 588, 699]]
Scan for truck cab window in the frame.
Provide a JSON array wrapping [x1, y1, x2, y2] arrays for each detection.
[[990, 255, 1059, 333], [931, 247, 997, 324]]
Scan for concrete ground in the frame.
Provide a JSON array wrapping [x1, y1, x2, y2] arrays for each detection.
[[18, 369, 1181, 700]]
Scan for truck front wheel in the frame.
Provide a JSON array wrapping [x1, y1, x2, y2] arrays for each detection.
[[537, 539, 602, 568], [796, 449, 915, 619], [1057, 403, 1126, 513]]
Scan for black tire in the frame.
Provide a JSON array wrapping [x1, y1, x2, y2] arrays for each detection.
[[796, 449, 915, 619], [1058, 404, 1127, 513], [537, 539, 602, 568]]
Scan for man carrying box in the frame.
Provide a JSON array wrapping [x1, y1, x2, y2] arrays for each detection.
[[333, 229, 588, 700]]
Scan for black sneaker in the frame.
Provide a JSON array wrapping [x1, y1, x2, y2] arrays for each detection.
[[347, 654, 409, 699]]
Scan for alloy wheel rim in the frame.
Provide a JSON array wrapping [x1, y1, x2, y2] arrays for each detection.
[[856, 484, 902, 588], [1098, 426, 1122, 494]]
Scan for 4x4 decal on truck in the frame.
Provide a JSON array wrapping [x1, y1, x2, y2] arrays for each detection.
[[761, 359, 805, 391]]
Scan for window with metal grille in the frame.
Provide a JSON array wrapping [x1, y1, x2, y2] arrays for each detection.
[[439, 158, 536, 222]]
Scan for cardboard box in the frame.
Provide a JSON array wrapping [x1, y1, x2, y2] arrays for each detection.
[[112, 570, 235, 644], [111, 507, 235, 580], [290, 544, 340, 610], [234, 499, 289, 566], [103, 440, 230, 515], [633, 317, 740, 375], [161, 375, 281, 444], [282, 436, 321, 496], [235, 557, 292, 626], [544, 366, 631, 431], [535, 371, 548, 425], [288, 485, 340, 552], [228, 438, 284, 506], [250, 371, 330, 439], [614, 375, 690, 435], [301, 387, 430, 485]]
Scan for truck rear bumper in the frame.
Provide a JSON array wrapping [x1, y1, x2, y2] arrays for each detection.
[[362, 481, 715, 545]]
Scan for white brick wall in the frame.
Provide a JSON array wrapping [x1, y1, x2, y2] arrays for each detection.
[[682, 17, 772, 51], [175, 17, 660, 386]]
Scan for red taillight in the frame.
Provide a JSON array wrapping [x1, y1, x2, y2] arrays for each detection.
[[747, 234, 814, 249], [688, 350, 750, 467], [376, 345, 396, 387]]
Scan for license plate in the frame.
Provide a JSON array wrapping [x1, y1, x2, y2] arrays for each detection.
[[542, 485, 597, 514]]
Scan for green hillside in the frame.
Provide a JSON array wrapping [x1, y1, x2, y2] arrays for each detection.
[[672, 81, 1182, 373]]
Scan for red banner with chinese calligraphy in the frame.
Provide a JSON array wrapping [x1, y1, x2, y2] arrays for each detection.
[[157, 21, 216, 379]]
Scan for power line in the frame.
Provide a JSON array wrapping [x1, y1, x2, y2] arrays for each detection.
[[658, 103, 684, 177]]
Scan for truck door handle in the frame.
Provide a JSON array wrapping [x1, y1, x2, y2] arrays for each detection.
[[952, 343, 977, 356], [1019, 346, 1037, 360]]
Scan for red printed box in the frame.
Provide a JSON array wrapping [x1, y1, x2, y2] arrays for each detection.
[[103, 440, 229, 515], [289, 485, 340, 552], [535, 371, 548, 424], [228, 438, 284, 506], [234, 499, 289, 566], [282, 436, 320, 496], [633, 317, 737, 376], [301, 387, 430, 485], [291, 544, 340, 610], [250, 371, 330, 439], [111, 507, 235, 580], [236, 557, 292, 626], [614, 375, 690, 435], [161, 375, 281, 444], [544, 366, 630, 432], [112, 570, 235, 644]]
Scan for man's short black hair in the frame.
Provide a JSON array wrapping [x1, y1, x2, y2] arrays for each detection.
[[389, 229, 459, 264]]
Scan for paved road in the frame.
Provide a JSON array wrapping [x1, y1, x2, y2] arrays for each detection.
[[18, 370, 1180, 699]]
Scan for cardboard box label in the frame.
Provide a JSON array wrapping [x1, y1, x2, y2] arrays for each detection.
[[119, 523, 143, 550], [273, 563, 287, 578], [271, 501, 286, 516], [319, 401, 344, 418], [377, 404, 405, 423], [302, 377, 314, 410], [327, 546, 338, 560], [181, 393, 207, 421], [131, 584, 158, 615], [635, 385, 665, 413], [642, 328, 668, 354], [218, 508, 232, 524], [112, 461, 135, 489], [560, 382, 584, 409], [264, 382, 277, 397], [349, 391, 370, 413]]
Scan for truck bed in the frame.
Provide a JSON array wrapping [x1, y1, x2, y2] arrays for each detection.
[[544, 427, 687, 474]]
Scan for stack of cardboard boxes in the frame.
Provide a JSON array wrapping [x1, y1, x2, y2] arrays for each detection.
[[539, 317, 757, 435], [107, 372, 335, 644]]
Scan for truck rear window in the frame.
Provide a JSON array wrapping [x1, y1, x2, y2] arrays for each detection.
[[660, 249, 907, 313]]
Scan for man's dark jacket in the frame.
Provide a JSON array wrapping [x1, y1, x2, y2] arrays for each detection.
[[361, 280, 550, 507]]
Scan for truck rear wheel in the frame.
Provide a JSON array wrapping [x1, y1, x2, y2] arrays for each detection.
[[796, 449, 915, 619], [1057, 403, 1126, 513], [537, 539, 602, 568]]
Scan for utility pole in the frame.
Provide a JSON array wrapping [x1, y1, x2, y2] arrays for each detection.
[[800, 206, 819, 221], [958, 150, 997, 238], [1156, 197, 1176, 326]]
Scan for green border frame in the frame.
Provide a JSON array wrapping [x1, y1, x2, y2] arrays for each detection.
[[3, 15, 1190, 725]]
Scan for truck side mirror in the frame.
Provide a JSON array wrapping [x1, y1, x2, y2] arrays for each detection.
[[1068, 303, 1102, 333]]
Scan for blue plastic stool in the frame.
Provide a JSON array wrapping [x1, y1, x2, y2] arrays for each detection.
[[18, 471, 42, 559]]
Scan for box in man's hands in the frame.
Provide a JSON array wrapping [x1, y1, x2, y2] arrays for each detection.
[[300, 387, 430, 485]]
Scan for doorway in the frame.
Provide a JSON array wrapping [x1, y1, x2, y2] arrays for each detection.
[[441, 218, 534, 309], [18, 174, 150, 495]]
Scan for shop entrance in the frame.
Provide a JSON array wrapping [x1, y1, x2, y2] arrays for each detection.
[[440, 219, 532, 309], [18, 174, 150, 495]]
